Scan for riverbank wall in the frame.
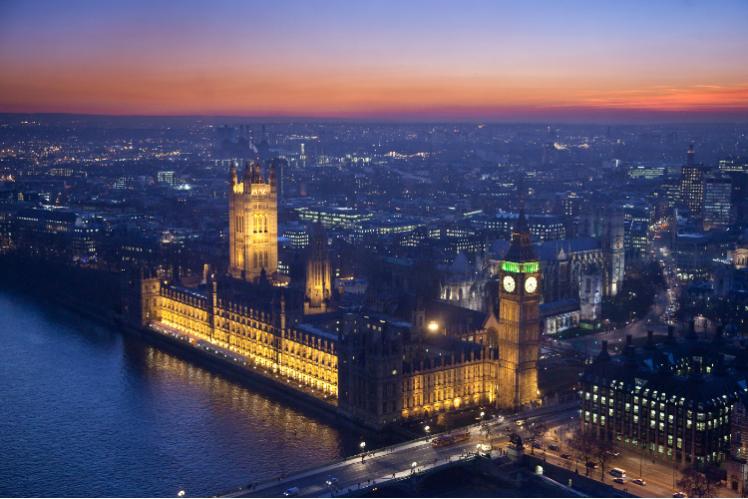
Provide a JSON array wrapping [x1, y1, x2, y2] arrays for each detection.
[[0, 254, 412, 442]]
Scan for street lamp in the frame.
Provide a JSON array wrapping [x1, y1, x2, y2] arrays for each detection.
[[424, 425, 431, 433], [177, 491, 186, 498], [360, 441, 366, 463], [427, 321, 439, 333], [411, 461, 417, 474]]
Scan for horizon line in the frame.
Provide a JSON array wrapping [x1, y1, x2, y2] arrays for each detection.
[[3, 110, 748, 126]]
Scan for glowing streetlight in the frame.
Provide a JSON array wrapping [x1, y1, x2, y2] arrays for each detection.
[[426, 321, 439, 333], [424, 425, 431, 433], [177, 491, 186, 498], [411, 461, 417, 474], [360, 441, 366, 463]]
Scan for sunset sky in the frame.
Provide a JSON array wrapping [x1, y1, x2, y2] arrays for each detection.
[[1, 0, 747, 121]]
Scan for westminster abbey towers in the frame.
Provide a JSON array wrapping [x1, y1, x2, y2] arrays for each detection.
[[229, 161, 278, 282]]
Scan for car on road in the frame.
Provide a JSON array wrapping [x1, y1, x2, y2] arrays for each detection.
[[283, 487, 300, 497], [606, 450, 621, 458], [672, 492, 687, 498], [632, 478, 646, 486], [585, 461, 598, 469], [532, 441, 542, 449], [613, 477, 626, 484], [560, 453, 572, 460], [325, 477, 338, 487], [548, 444, 560, 451]]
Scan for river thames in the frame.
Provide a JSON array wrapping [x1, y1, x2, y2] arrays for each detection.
[[0, 291, 359, 497]]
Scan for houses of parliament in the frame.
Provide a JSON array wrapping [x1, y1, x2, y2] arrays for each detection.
[[132, 161, 542, 428]]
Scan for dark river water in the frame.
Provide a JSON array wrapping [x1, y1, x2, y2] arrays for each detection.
[[0, 291, 359, 497]]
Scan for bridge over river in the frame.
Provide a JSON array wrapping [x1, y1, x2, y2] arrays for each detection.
[[220, 402, 578, 498]]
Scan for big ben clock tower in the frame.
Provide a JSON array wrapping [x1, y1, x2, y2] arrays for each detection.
[[496, 209, 541, 410]]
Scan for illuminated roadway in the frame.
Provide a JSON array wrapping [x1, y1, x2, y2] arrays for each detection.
[[221, 402, 578, 498]]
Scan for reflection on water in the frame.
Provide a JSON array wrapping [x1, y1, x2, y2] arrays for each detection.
[[0, 291, 358, 497]]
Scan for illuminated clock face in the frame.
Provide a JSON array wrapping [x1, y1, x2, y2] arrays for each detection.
[[524, 276, 538, 294], [503, 275, 516, 293]]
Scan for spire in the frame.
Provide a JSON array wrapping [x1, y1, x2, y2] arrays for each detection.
[[596, 340, 611, 362], [242, 161, 252, 185], [624, 334, 636, 359], [252, 161, 263, 183], [268, 161, 276, 190], [645, 330, 655, 349], [229, 161, 238, 184], [516, 204, 529, 234], [686, 143, 695, 166], [515, 174, 529, 232], [504, 176, 536, 262]]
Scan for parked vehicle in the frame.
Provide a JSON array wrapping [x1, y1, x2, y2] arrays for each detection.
[[633, 478, 646, 486], [548, 444, 560, 451], [672, 492, 687, 498], [560, 453, 572, 460], [613, 477, 626, 484], [283, 487, 300, 497], [585, 461, 599, 469]]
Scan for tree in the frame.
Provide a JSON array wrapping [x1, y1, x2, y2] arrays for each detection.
[[527, 421, 547, 456], [677, 465, 721, 498], [566, 425, 616, 481], [567, 425, 597, 476], [591, 433, 615, 482]]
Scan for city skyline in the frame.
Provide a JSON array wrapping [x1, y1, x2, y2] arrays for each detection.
[[3, 2, 748, 497], [2, 0, 748, 121]]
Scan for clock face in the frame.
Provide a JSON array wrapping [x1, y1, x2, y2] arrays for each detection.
[[524, 276, 538, 294], [502, 275, 516, 293]]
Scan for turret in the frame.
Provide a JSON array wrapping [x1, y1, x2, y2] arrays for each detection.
[[268, 163, 277, 192], [230, 162, 238, 185], [646, 330, 655, 349], [304, 218, 332, 315], [242, 161, 253, 190], [252, 161, 263, 183], [597, 340, 611, 362]]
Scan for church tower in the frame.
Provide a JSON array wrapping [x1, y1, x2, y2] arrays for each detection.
[[304, 219, 332, 314], [228, 161, 278, 282], [496, 209, 541, 410]]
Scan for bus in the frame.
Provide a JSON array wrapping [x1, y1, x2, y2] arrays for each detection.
[[610, 468, 627, 478], [431, 430, 470, 449]]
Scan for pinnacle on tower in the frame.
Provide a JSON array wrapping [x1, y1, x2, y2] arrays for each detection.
[[505, 179, 536, 262], [686, 143, 695, 166]]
